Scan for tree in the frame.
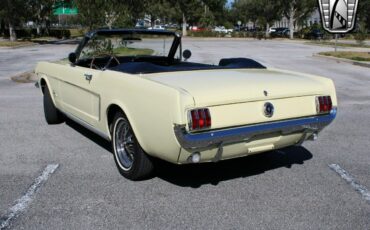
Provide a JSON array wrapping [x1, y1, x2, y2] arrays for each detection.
[[232, 0, 258, 27], [167, 0, 201, 36], [28, 0, 54, 35], [143, 0, 170, 27], [102, 2, 131, 29], [0, 0, 28, 41], [75, 0, 133, 29], [357, 0, 370, 30], [167, 0, 227, 35], [0, 18, 5, 37], [257, 0, 283, 37], [232, 0, 283, 37], [74, 0, 107, 30], [354, 0, 370, 45], [202, 0, 227, 27], [281, 0, 317, 39]]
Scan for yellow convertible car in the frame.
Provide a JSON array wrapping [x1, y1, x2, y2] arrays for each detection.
[[35, 29, 337, 180]]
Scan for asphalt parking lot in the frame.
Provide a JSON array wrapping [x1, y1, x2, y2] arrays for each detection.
[[0, 38, 369, 229]]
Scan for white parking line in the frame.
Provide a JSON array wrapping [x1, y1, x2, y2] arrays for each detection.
[[329, 164, 370, 204], [0, 164, 59, 230]]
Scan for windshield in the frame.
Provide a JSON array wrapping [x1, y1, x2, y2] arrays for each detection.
[[79, 33, 176, 60]]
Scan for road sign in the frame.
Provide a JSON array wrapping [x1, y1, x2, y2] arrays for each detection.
[[53, 7, 78, 15], [53, 0, 78, 15]]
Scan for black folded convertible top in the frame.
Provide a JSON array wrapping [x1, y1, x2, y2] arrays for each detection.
[[110, 58, 266, 74]]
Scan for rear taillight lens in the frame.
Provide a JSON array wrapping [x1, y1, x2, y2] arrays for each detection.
[[189, 108, 211, 131], [316, 96, 332, 114]]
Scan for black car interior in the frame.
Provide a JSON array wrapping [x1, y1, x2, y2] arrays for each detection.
[[75, 56, 266, 74], [72, 29, 266, 74]]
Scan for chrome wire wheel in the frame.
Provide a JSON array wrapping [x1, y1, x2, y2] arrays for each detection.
[[113, 118, 135, 171], [111, 111, 154, 180]]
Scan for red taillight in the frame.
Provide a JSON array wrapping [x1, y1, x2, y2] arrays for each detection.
[[316, 96, 332, 114], [190, 110, 199, 130], [189, 108, 211, 131]]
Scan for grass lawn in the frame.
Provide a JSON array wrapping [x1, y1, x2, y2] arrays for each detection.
[[307, 41, 370, 48], [319, 51, 370, 62], [69, 28, 86, 38], [0, 41, 35, 47], [31, 37, 57, 42], [113, 47, 154, 56]]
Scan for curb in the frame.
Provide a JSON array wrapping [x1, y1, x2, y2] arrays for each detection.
[[313, 54, 370, 68], [306, 42, 370, 49], [0, 43, 37, 49]]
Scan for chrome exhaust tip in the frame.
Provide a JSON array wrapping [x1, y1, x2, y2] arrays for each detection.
[[309, 132, 318, 141], [190, 152, 201, 163]]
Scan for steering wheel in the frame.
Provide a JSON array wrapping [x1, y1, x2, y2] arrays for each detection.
[[90, 53, 120, 70]]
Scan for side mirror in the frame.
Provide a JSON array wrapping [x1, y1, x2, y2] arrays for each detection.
[[68, 52, 77, 63], [183, 49, 192, 61]]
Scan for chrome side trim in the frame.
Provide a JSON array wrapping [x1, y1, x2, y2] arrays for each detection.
[[63, 111, 111, 141], [174, 108, 337, 151]]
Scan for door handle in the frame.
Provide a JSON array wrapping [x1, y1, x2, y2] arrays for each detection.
[[84, 74, 93, 81]]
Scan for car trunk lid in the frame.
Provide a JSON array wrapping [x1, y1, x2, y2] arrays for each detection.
[[144, 68, 327, 107]]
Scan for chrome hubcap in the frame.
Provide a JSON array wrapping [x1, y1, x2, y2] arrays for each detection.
[[114, 118, 135, 170]]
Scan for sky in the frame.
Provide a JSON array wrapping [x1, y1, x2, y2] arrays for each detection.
[[227, 0, 234, 7]]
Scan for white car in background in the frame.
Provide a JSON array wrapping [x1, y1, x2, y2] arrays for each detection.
[[148, 25, 165, 30], [269, 27, 277, 33], [213, 26, 233, 34]]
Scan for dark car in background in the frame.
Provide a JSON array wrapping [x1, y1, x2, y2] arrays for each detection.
[[305, 29, 324, 40], [271, 27, 290, 37]]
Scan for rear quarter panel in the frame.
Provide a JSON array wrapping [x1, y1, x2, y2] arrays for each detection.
[[97, 70, 194, 163]]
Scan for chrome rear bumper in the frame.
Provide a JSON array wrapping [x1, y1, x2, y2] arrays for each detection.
[[174, 108, 337, 151]]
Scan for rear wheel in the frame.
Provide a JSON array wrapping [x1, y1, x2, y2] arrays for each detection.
[[112, 112, 153, 180], [43, 86, 64, 125]]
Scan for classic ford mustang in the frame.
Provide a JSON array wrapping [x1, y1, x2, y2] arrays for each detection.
[[35, 29, 337, 180]]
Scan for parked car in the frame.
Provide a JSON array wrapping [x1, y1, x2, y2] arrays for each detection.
[[35, 29, 337, 180], [213, 26, 233, 34], [166, 23, 179, 29], [234, 26, 249, 32], [190, 26, 207, 32], [282, 28, 291, 37], [247, 27, 261, 32], [148, 25, 165, 30], [305, 29, 324, 40], [271, 27, 289, 37], [268, 27, 277, 33]]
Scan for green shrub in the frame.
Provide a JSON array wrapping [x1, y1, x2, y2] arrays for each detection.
[[3, 28, 71, 39], [48, 29, 71, 39], [231, 32, 248, 38], [69, 28, 86, 37], [3, 29, 35, 38], [188, 30, 225, 37], [354, 22, 368, 46]]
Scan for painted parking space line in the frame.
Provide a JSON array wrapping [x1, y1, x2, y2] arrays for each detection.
[[329, 164, 370, 204], [0, 164, 59, 230]]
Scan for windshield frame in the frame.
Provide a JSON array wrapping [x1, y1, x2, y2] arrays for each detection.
[[75, 29, 182, 62]]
